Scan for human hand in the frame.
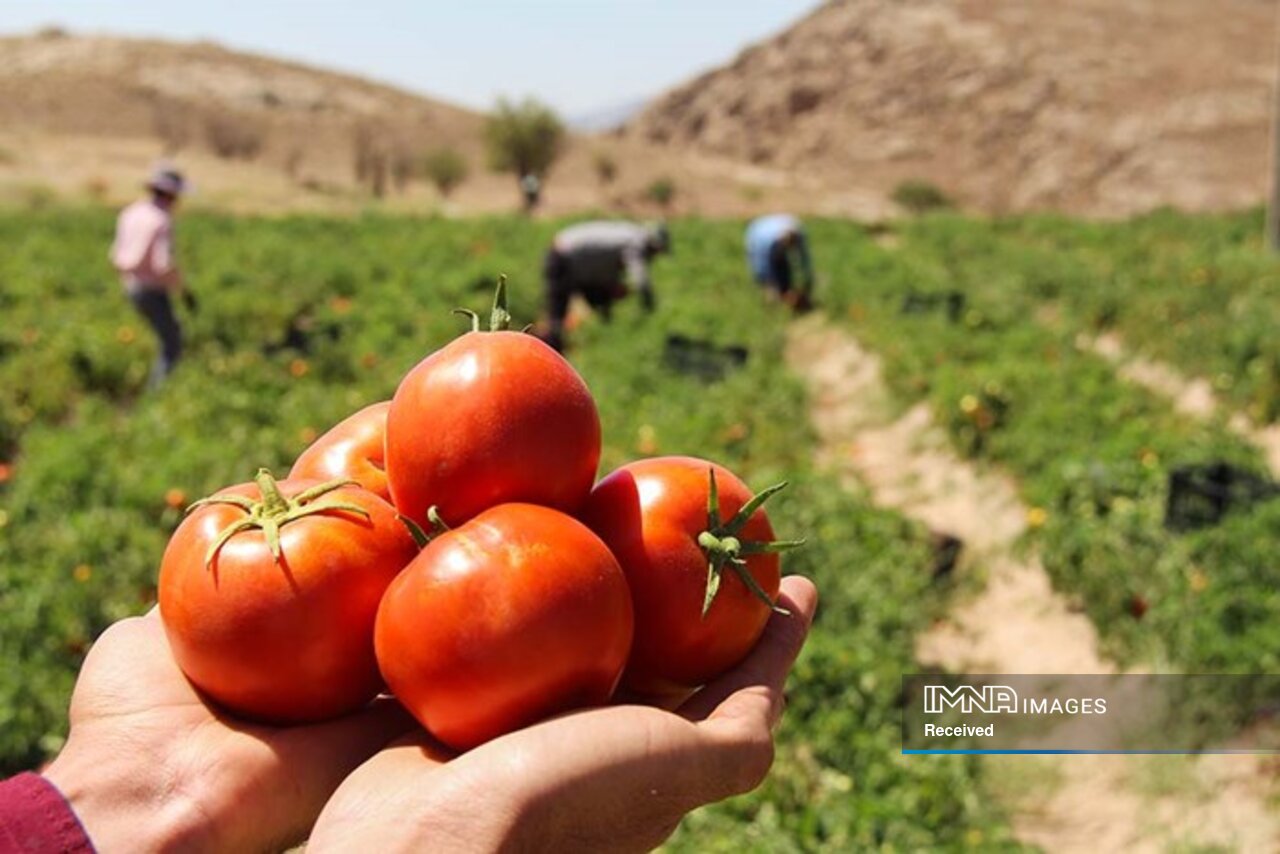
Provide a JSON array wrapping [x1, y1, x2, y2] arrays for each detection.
[[42, 609, 415, 853], [309, 575, 818, 853]]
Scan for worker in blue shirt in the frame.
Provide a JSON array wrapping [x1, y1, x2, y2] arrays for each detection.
[[745, 214, 814, 310]]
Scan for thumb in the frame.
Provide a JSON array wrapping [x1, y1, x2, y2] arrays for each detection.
[[679, 575, 818, 727]]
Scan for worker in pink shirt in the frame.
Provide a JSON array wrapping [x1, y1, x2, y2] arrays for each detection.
[[110, 167, 194, 386]]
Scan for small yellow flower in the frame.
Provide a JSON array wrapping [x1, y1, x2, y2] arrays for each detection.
[[1026, 507, 1048, 528], [116, 326, 137, 344], [960, 394, 979, 414], [1141, 450, 1159, 469], [636, 425, 659, 455], [289, 358, 309, 378], [1189, 570, 1208, 592], [73, 564, 92, 583]]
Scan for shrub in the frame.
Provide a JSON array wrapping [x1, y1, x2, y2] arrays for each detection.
[[421, 147, 469, 198], [593, 151, 618, 186], [485, 97, 565, 183], [892, 180, 953, 214], [203, 112, 265, 160], [646, 176, 676, 210]]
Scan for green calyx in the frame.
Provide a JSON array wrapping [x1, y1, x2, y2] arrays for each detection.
[[187, 468, 369, 570], [699, 469, 805, 619], [454, 275, 514, 332], [398, 506, 452, 549]]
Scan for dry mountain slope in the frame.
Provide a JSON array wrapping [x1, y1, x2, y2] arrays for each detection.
[[0, 30, 481, 160], [0, 30, 502, 212], [626, 0, 1277, 216], [0, 29, 825, 216]]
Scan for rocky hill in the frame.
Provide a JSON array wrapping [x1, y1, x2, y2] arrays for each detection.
[[625, 0, 1277, 216]]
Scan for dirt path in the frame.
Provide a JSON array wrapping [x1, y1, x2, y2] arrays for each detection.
[[786, 314, 1278, 852], [1086, 331, 1280, 477]]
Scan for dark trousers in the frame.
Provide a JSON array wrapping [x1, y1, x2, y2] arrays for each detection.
[[543, 250, 620, 351], [129, 289, 182, 385], [767, 242, 793, 293]]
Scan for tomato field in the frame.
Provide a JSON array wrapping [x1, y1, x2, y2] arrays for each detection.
[[2, 206, 1278, 848]]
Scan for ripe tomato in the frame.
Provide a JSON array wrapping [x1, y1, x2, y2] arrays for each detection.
[[290, 401, 391, 502], [580, 456, 802, 696], [375, 503, 633, 750], [386, 281, 600, 528], [159, 469, 418, 723]]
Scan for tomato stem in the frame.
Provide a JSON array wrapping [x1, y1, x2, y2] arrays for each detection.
[[698, 468, 804, 618], [489, 274, 512, 331], [453, 276, 516, 334], [188, 470, 371, 570]]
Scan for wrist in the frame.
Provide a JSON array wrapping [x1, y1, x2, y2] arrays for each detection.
[[44, 735, 212, 853]]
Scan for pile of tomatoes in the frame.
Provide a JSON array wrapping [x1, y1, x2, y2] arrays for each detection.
[[158, 281, 802, 750]]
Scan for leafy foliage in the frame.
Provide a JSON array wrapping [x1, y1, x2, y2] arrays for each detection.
[[484, 97, 565, 180], [891, 180, 953, 215], [420, 147, 469, 198]]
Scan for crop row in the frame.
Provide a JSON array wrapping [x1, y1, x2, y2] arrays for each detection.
[[814, 213, 1280, 679]]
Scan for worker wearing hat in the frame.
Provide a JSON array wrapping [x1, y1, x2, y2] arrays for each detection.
[[109, 166, 193, 386], [540, 220, 670, 351]]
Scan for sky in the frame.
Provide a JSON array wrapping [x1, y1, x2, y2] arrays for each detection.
[[1, 1, 817, 116]]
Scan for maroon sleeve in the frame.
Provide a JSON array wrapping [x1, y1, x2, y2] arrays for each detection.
[[0, 773, 94, 854]]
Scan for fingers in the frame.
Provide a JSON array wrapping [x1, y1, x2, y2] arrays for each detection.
[[680, 575, 818, 726]]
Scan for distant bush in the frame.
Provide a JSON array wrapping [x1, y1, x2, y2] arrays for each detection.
[[646, 176, 676, 210], [352, 124, 388, 197], [389, 146, 417, 195], [593, 151, 618, 186], [81, 177, 110, 204], [421, 147, 469, 199], [204, 112, 265, 161], [485, 97, 565, 185], [892, 179, 953, 214], [282, 147, 304, 182], [18, 183, 57, 211], [153, 104, 193, 154]]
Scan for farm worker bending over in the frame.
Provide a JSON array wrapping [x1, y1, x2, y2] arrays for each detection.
[[745, 213, 814, 310], [110, 166, 194, 387], [541, 220, 671, 351]]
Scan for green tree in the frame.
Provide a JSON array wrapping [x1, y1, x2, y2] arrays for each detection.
[[421, 147, 469, 198], [485, 97, 566, 184], [593, 151, 618, 186]]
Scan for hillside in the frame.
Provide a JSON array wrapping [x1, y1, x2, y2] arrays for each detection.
[[0, 29, 491, 209], [0, 29, 837, 218], [625, 0, 1277, 216]]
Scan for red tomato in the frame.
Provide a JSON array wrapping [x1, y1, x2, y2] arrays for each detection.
[[159, 469, 418, 723], [290, 401, 391, 502], [385, 282, 600, 527], [580, 456, 801, 696], [375, 503, 633, 750]]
